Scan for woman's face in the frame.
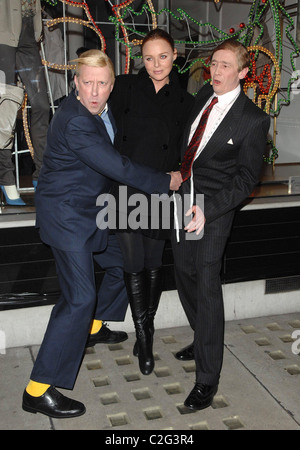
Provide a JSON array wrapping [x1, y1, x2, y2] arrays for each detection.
[[142, 38, 177, 90]]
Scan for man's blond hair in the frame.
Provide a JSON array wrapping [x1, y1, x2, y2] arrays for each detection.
[[73, 49, 115, 82]]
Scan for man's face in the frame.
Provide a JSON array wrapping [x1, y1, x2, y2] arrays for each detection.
[[210, 49, 248, 96], [74, 64, 114, 115]]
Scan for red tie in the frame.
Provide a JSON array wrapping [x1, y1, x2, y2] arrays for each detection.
[[181, 96, 218, 182]]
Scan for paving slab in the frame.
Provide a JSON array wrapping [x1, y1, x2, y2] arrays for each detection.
[[0, 346, 52, 430], [1, 313, 300, 430]]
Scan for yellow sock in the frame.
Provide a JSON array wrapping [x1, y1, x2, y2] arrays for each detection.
[[90, 319, 103, 335], [26, 380, 50, 397]]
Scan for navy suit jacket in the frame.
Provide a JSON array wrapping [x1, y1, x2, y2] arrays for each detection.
[[181, 83, 270, 236], [35, 90, 171, 252]]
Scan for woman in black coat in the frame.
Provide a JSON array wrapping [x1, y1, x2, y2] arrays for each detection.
[[110, 29, 194, 375]]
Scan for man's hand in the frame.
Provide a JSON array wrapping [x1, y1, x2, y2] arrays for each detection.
[[169, 171, 182, 191], [184, 205, 206, 235]]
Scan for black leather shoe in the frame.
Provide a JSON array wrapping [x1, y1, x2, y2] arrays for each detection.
[[175, 343, 194, 361], [22, 386, 86, 418], [86, 323, 128, 347], [184, 383, 218, 411]]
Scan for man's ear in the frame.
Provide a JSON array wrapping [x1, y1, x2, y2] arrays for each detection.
[[239, 66, 249, 80], [74, 74, 79, 90]]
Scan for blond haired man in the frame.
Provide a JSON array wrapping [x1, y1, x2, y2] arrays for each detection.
[[22, 50, 181, 418]]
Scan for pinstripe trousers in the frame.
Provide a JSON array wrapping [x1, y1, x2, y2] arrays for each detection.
[[171, 229, 228, 386]]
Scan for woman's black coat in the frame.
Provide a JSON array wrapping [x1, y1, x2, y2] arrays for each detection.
[[109, 68, 195, 238]]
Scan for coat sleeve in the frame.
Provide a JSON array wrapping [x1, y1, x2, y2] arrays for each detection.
[[64, 114, 171, 196]]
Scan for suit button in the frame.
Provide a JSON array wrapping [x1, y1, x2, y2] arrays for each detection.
[[123, 136, 127, 141], [162, 144, 168, 150]]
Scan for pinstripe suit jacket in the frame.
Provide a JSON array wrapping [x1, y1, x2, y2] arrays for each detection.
[[181, 83, 270, 236]]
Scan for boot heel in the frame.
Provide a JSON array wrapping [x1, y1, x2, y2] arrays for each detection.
[[135, 325, 154, 375]]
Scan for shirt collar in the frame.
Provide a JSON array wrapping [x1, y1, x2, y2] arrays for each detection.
[[98, 103, 108, 117], [215, 84, 241, 107]]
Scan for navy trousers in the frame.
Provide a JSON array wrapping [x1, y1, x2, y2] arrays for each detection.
[[30, 234, 128, 389]]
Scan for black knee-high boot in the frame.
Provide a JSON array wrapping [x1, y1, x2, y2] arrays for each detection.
[[133, 267, 163, 357], [124, 270, 154, 375], [146, 267, 163, 338]]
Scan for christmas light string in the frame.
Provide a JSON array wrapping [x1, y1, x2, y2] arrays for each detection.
[[37, 0, 300, 163], [244, 45, 281, 114], [108, 1, 298, 105], [22, 93, 34, 159], [106, 0, 299, 163], [111, 0, 157, 73]]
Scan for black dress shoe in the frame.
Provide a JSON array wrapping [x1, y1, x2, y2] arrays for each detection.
[[86, 322, 128, 347], [184, 383, 218, 411], [175, 343, 194, 361], [22, 386, 86, 418]]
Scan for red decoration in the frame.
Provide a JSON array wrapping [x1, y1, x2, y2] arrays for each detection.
[[245, 52, 272, 94]]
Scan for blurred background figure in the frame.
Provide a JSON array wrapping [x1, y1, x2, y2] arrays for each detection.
[[0, 0, 49, 205]]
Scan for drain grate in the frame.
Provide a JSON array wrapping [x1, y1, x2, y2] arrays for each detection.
[[265, 276, 300, 294]]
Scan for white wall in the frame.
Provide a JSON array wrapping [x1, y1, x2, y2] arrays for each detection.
[[2, 281, 300, 349]]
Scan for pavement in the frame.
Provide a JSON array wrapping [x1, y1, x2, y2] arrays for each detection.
[[1, 312, 300, 431]]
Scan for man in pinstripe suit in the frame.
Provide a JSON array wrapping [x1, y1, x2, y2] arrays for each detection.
[[172, 40, 270, 410]]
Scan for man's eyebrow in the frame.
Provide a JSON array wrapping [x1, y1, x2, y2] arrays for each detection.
[[211, 58, 232, 65]]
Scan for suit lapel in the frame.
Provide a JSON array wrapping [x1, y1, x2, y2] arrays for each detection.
[[181, 90, 212, 157], [193, 91, 247, 166]]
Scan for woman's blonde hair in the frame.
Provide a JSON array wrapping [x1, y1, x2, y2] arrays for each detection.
[[73, 49, 115, 82]]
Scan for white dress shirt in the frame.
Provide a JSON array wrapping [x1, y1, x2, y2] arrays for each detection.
[[98, 103, 115, 143], [188, 84, 241, 207], [189, 83, 241, 160]]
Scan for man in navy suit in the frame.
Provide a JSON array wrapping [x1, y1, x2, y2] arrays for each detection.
[[172, 40, 270, 410], [22, 50, 182, 418]]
